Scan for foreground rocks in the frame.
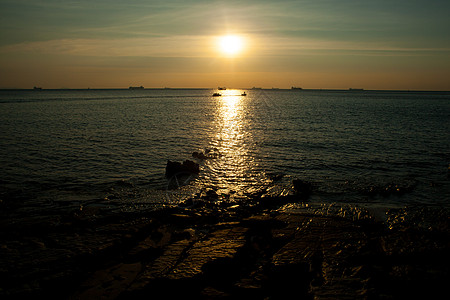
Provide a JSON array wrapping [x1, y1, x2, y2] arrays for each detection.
[[0, 195, 449, 299], [165, 160, 200, 177]]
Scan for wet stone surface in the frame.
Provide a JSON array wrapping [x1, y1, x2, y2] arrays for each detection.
[[1, 193, 449, 299]]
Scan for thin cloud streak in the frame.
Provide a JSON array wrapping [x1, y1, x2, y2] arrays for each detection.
[[1, 36, 447, 59]]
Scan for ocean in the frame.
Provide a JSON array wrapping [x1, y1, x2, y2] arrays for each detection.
[[1, 89, 449, 220]]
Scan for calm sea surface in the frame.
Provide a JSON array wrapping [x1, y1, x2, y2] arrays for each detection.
[[0, 89, 449, 217]]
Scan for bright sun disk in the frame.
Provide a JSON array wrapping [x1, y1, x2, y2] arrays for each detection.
[[219, 35, 243, 56]]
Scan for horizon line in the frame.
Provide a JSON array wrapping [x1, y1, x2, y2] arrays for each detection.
[[1, 87, 449, 93]]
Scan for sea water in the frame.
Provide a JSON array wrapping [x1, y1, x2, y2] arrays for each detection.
[[0, 89, 449, 218]]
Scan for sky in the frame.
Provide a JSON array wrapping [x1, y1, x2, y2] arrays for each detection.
[[0, 0, 449, 90]]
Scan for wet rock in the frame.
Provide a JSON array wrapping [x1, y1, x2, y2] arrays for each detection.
[[293, 179, 313, 199], [267, 173, 284, 182], [126, 239, 193, 292], [2, 191, 449, 299], [165, 160, 200, 177], [168, 227, 248, 280], [178, 198, 195, 208], [200, 286, 231, 298], [362, 181, 416, 197], [271, 214, 380, 298], [192, 148, 221, 160], [71, 263, 142, 299], [233, 275, 266, 299], [126, 228, 171, 261], [172, 228, 196, 241], [205, 189, 219, 201], [192, 151, 206, 160], [267, 263, 311, 299]]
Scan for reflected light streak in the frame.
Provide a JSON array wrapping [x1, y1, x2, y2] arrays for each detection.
[[207, 90, 257, 193]]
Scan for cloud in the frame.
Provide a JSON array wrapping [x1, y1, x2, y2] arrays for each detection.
[[1, 35, 447, 61], [0, 36, 216, 57]]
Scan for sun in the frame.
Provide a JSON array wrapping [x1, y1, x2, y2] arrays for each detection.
[[219, 35, 244, 56]]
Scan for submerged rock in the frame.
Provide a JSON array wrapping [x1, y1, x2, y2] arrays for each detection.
[[165, 160, 200, 177], [192, 151, 207, 160], [205, 189, 219, 201], [362, 181, 416, 197], [192, 148, 221, 160], [293, 179, 313, 199]]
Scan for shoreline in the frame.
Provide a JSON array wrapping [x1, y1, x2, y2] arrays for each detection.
[[1, 190, 449, 299]]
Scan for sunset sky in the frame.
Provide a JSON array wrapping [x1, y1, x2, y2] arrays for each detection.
[[1, 0, 449, 90]]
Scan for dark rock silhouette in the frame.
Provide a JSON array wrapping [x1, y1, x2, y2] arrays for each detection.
[[1, 189, 449, 299], [165, 160, 200, 177], [192, 148, 221, 160], [293, 179, 313, 199], [192, 151, 207, 159]]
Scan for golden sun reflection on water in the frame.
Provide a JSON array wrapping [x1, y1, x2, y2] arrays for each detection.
[[203, 90, 261, 194]]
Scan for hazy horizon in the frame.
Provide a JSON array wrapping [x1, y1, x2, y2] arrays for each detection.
[[2, 87, 450, 92], [1, 0, 449, 91]]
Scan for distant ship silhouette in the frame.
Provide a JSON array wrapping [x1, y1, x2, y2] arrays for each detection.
[[129, 86, 144, 90]]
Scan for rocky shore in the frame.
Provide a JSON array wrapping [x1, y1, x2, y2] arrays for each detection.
[[1, 189, 449, 299]]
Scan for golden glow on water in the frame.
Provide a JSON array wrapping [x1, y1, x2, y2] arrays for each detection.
[[205, 89, 259, 193], [218, 93, 242, 155]]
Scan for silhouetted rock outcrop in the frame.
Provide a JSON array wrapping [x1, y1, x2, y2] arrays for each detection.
[[293, 179, 313, 199], [165, 160, 200, 177], [192, 148, 221, 160], [1, 190, 449, 299]]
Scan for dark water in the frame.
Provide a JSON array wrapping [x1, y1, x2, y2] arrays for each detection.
[[0, 89, 449, 218]]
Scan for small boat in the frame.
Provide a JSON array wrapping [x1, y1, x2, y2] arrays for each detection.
[[218, 87, 226, 90], [212, 93, 221, 97], [241, 92, 247, 96], [33, 86, 42, 90]]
